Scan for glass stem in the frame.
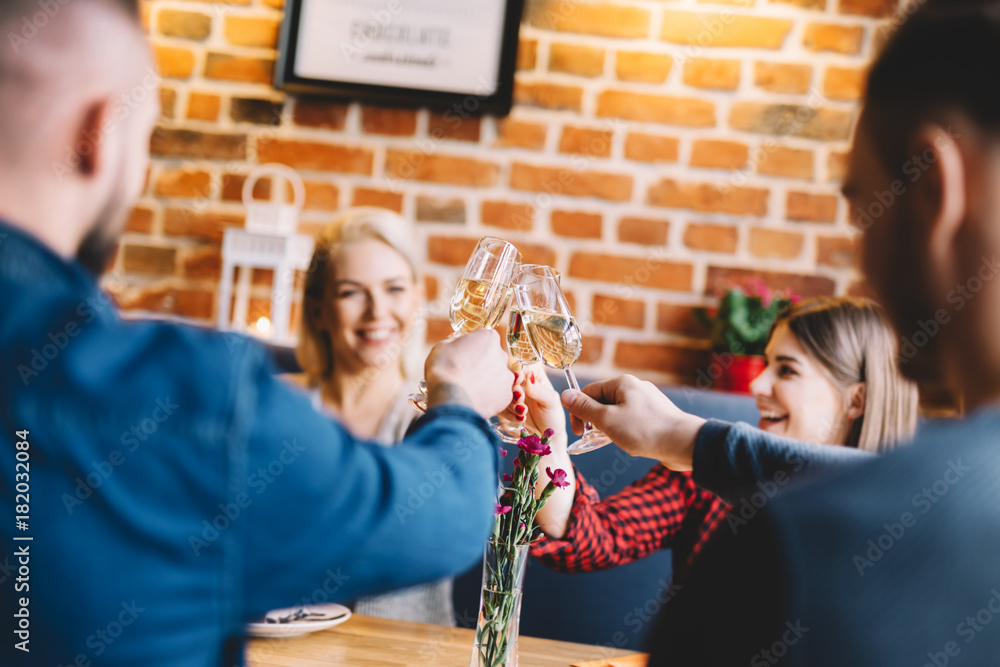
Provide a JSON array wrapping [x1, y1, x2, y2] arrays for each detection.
[[563, 366, 594, 435]]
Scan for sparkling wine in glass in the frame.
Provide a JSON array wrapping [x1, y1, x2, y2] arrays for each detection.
[[409, 237, 521, 413], [506, 266, 559, 366], [512, 267, 613, 454]]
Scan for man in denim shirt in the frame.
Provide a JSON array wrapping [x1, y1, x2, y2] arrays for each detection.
[[0, 1, 514, 665]]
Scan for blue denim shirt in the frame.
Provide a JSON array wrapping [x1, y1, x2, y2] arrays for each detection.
[[0, 221, 500, 666]]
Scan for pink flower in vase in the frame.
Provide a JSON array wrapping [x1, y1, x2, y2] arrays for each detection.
[[499, 447, 507, 458], [518, 434, 551, 456], [546, 467, 570, 489], [495, 504, 512, 515], [502, 473, 513, 482]]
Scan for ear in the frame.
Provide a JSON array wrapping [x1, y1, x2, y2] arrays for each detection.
[[909, 123, 967, 294], [846, 382, 866, 420], [75, 98, 116, 178]]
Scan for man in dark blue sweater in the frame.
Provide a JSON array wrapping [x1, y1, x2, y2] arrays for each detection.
[[564, 2, 1000, 664], [0, 1, 513, 665]]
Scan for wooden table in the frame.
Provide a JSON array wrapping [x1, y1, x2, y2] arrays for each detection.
[[247, 614, 643, 667]]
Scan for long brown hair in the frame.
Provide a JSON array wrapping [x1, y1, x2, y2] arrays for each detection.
[[774, 297, 918, 453]]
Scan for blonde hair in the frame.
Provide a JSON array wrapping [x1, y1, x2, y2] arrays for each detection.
[[295, 207, 422, 383], [774, 297, 918, 453]]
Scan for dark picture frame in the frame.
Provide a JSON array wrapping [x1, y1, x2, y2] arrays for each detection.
[[276, 0, 525, 116]]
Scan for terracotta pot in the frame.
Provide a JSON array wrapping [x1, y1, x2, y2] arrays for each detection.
[[715, 354, 766, 394]]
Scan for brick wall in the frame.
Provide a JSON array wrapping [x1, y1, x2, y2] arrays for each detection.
[[120, 0, 904, 384]]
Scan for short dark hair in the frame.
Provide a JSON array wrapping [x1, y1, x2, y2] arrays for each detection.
[[0, 0, 138, 26], [865, 1, 1000, 173]]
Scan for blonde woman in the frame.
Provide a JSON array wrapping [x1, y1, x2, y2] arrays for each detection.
[[285, 207, 457, 624], [521, 297, 919, 580]]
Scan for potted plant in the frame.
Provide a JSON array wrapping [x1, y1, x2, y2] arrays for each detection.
[[695, 278, 800, 393]]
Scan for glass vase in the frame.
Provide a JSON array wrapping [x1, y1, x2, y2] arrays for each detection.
[[470, 540, 529, 667]]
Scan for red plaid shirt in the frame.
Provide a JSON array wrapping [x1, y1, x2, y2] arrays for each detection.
[[530, 464, 730, 580]]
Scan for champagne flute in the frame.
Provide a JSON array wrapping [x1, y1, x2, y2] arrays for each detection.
[[408, 237, 521, 412], [511, 267, 613, 454]]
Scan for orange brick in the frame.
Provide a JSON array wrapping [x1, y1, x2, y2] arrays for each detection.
[[597, 90, 715, 127], [552, 210, 602, 239], [220, 174, 271, 202], [182, 246, 222, 281], [517, 39, 537, 70], [771, 0, 826, 8], [624, 133, 679, 163], [187, 92, 220, 121], [424, 275, 439, 301], [385, 151, 499, 187], [616, 51, 672, 83], [690, 139, 749, 170], [257, 139, 373, 174], [754, 62, 812, 94], [527, 1, 652, 38], [126, 206, 155, 234], [519, 243, 559, 267], [361, 106, 417, 136], [684, 223, 738, 254], [661, 11, 793, 49], [160, 87, 176, 120], [706, 266, 835, 298], [657, 303, 710, 338], [204, 52, 275, 84], [157, 9, 211, 40], [119, 287, 214, 320], [614, 342, 709, 381], [568, 253, 693, 291], [549, 43, 606, 77], [619, 217, 669, 246], [649, 180, 768, 216], [593, 295, 644, 329], [495, 120, 546, 150], [756, 146, 815, 180], [817, 235, 856, 268], [123, 244, 176, 275], [230, 98, 282, 125], [683, 58, 741, 90], [154, 168, 211, 198], [510, 163, 632, 202], [224, 16, 280, 48], [749, 228, 805, 259], [154, 45, 195, 78], [481, 201, 534, 231], [416, 196, 465, 224], [151, 128, 247, 160], [428, 113, 481, 142], [827, 150, 849, 182], [514, 81, 583, 112], [303, 181, 340, 211], [787, 192, 839, 223], [351, 188, 403, 213], [293, 99, 349, 130], [839, 0, 898, 18], [558, 127, 613, 157], [729, 103, 854, 141], [577, 335, 605, 365], [823, 66, 867, 101], [803, 22, 865, 54], [428, 237, 479, 266], [163, 208, 244, 243]]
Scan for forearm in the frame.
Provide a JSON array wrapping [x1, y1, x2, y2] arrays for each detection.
[[692, 420, 875, 504]]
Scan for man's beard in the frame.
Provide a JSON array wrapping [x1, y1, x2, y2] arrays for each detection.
[[76, 185, 127, 278]]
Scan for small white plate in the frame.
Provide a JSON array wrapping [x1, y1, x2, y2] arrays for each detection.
[[246, 603, 352, 638]]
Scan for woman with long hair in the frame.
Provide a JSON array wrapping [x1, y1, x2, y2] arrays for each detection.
[[520, 296, 919, 580]]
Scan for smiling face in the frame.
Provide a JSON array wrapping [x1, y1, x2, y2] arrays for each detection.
[[310, 239, 420, 375], [750, 322, 857, 445]]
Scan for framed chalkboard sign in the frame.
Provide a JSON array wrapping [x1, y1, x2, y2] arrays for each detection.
[[276, 0, 524, 115]]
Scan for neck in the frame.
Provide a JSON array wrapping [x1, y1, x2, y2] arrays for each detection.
[[0, 179, 87, 260], [321, 360, 405, 411]]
